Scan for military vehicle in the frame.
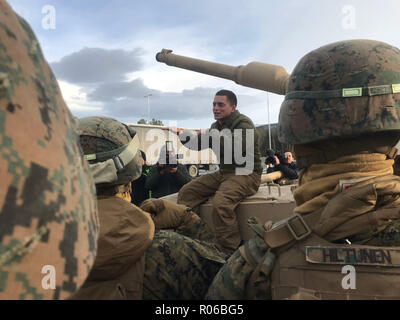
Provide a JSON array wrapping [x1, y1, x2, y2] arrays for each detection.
[[127, 123, 218, 177], [155, 48, 289, 95], [156, 49, 297, 238], [156, 47, 400, 242]]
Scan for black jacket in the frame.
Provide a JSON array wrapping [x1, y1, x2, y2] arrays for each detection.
[[144, 163, 192, 198], [131, 166, 150, 206], [267, 162, 298, 180]]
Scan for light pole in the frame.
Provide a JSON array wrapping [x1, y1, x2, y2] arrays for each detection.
[[267, 92, 271, 149], [144, 93, 152, 123]]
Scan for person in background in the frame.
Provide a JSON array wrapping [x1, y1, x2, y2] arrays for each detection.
[[145, 144, 192, 198], [131, 150, 150, 206], [266, 151, 298, 180]]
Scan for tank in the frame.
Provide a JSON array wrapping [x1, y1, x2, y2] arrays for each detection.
[[156, 49, 296, 238], [156, 48, 289, 95], [162, 184, 295, 240]]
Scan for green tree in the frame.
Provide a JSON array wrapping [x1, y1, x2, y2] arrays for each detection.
[[149, 118, 164, 126], [137, 118, 164, 126], [257, 127, 291, 156]]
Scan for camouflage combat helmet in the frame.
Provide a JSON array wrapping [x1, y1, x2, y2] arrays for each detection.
[[0, 1, 99, 299], [77, 116, 142, 188], [279, 40, 400, 145]]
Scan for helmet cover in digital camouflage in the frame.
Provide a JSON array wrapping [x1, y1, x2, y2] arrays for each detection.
[[279, 39, 400, 145], [77, 116, 142, 187], [0, 1, 99, 299]]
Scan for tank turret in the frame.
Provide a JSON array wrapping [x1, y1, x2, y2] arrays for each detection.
[[156, 49, 289, 95]]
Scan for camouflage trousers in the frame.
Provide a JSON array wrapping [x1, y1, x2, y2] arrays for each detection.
[[205, 249, 271, 300], [142, 220, 226, 300]]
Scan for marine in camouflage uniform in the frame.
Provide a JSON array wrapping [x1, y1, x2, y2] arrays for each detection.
[[143, 224, 225, 299], [207, 40, 400, 300], [141, 192, 226, 299], [0, 1, 99, 299], [72, 116, 225, 300]]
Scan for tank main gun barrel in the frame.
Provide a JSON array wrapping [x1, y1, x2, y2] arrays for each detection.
[[156, 49, 289, 95]]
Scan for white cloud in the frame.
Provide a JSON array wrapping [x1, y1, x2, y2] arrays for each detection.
[[58, 80, 103, 114], [51, 47, 145, 84], [11, 0, 400, 128]]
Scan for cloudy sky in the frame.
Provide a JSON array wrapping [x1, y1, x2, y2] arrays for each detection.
[[7, 0, 400, 129]]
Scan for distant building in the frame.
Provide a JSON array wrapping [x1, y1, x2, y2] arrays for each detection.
[[256, 123, 279, 130]]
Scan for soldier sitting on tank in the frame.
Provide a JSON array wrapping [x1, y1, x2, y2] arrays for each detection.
[[71, 116, 225, 300], [266, 150, 298, 184], [206, 39, 400, 300], [145, 144, 192, 199], [171, 90, 262, 255]]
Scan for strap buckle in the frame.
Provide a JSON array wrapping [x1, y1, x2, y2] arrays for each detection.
[[284, 213, 312, 241], [112, 155, 125, 172]]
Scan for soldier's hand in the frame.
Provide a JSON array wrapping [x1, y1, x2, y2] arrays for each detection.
[[168, 167, 178, 174], [164, 126, 183, 135], [140, 199, 165, 216], [158, 163, 168, 174], [140, 199, 189, 229], [274, 156, 280, 165]]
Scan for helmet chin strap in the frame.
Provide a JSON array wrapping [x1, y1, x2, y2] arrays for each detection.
[[84, 134, 140, 184]]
